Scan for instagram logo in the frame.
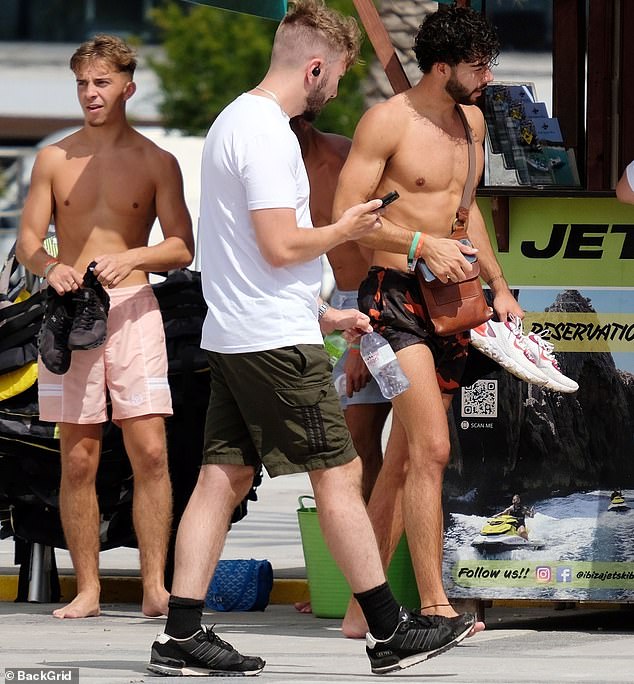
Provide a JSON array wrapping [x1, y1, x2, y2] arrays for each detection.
[[557, 567, 573, 583], [535, 566, 552, 582]]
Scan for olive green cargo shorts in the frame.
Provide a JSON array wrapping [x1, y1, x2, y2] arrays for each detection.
[[202, 345, 357, 477]]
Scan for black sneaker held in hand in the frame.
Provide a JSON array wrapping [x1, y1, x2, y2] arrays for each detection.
[[366, 606, 474, 674], [67, 261, 110, 351], [147, 625, 265, 677], [38, 287, 75, 375]]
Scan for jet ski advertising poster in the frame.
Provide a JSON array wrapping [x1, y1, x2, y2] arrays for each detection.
[[443, 196, 634, 602]]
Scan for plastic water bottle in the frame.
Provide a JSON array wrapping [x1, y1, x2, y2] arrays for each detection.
[[333, 374, 348, 397], [324, 331, 347, 367], [359, 331, 410, 400]]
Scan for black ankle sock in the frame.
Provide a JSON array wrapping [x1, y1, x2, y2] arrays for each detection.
[[164, 596, 204, 639], [353, 582, 400, 640]]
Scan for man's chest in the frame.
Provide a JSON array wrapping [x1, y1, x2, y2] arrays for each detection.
[[52, 157, 155, 218]]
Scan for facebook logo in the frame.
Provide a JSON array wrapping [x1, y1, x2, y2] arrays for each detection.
[[556, 567, 573, 583]]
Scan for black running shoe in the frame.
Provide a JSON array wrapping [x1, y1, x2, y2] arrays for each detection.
[[147, 625, 265, 677], [38, 287, 75, 375], [67, 262, 109, 351], [366, 606, 475, 674]]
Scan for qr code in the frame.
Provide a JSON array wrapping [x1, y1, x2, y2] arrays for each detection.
[[461, 380, 498, 417]]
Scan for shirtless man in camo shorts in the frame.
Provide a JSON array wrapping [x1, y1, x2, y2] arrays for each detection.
[[333, 5, 523, 637]]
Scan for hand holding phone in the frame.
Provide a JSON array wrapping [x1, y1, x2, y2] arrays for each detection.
[[379, 190, 399, 208], [458, 238, 477, 264], [419, 239, 478, 282]]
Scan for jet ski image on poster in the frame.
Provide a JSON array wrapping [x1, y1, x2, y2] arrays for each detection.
[[471, 514, 545, 552], [608, 490, 630, 512]]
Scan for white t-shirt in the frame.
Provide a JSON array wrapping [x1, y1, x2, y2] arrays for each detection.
[[198, 93, 323, 353]]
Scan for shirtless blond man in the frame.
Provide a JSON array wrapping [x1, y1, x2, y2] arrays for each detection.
[[16, 34, 194, 619], [333, 6, 523, 636]]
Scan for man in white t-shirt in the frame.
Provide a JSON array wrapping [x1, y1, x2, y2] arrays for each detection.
[[616, 160, 634, 204], [147, 1, 474, 678]]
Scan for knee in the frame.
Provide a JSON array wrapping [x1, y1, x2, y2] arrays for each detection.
[[132, 441, 169, 481], [198, 464, 255, 508], [62, 448, 98, 488], [351, 432, 383, 465], [410, 436, 451, 472]]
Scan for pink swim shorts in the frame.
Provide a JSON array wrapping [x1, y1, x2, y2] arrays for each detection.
[[38, 284, 173, 424]]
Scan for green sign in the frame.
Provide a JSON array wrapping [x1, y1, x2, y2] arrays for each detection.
[[478, 196, 634, 288], [452, 560, 634, 590], [183, 0, 287, 21]]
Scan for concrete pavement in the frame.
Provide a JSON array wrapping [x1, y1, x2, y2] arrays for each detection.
[[2, 472, 634, 682], [1, 602, 634, 683]]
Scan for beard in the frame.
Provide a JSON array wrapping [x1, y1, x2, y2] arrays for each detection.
[[304, 79, 329, 120], [445, 74, 482, 105]]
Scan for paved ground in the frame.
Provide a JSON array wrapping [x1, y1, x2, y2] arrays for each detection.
[[2, 472, 634, 683], [1, 601, 634, 683]]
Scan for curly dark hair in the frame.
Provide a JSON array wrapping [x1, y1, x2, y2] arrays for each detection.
[[413, 5, 500, 74]]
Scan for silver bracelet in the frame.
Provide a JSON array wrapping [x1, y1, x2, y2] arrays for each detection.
[[318, 302, 330, 320]]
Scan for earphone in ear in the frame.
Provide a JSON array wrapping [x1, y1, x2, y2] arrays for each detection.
[[312, 65, 321, 77]]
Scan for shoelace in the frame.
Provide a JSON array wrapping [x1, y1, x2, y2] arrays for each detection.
[[201, 625, 232, 651], [527, 328, 561, 369], [506, 314, 533, 350], [73, 292, 101, 331], [407, 612, 447, 629]]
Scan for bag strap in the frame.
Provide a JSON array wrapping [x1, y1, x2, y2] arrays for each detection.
[[454, 105, 477, 231]]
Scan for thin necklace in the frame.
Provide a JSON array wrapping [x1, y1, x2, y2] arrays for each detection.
[[253, 85, 283, 111]]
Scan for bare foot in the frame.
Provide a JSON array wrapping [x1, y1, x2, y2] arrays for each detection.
[[142, 586, 170, 617], [468, 620, 486, 637], [294, 601, 312, 614], [341, 599, 368, 639], [52, 591, 100, 619]]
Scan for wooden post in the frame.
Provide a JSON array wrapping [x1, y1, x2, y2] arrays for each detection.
[[351, 0, 410, 95], [585, 0, 615, 190], [552, 0, 586, 185], [618, 1, 634, 173]]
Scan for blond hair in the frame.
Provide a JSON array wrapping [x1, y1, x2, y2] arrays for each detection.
[[272, 0, 361, 71], [70, 34, 137, 77]]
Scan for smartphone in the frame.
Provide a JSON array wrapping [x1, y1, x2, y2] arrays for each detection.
[[419, 261, 437, 282], [379, 190, 400, 208], [420, 239, 477, 282], [458, 238, 477, 264]]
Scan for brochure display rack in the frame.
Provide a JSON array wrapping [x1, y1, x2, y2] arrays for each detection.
[[483, 82, 580, 188]]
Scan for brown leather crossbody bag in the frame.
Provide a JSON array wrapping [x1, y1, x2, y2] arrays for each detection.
[[415, 106, 493, 336]]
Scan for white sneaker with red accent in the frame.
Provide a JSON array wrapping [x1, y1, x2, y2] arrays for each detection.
[[522, 326, 579, 394], [469, 318, 551, 386]]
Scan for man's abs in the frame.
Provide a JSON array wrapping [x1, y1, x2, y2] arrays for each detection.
[[371, 248, 408, 271]]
